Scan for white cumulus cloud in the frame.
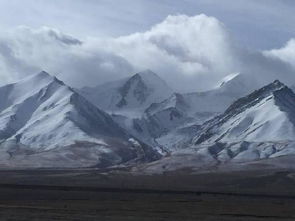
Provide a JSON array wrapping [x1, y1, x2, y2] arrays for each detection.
[[264, 39, 295, 69], [0, 14, 295, 91], [96, 14, 240, 90]]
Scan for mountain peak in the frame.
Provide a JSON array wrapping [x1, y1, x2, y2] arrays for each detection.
[[135, 69, 157, 77], [0, 73, 159, 167], [39, 70, 51, 77], [194, 80, 295, 145], [23, 71, 68, 88], [114, 70, 173, 110], [133, 70, 167, 85], [223, 79, 288, 116], [218, 72, 240, 88], [272, 79, 285, 88], [253, 79, 286, 94], [79, 70, 173, 116], [22, 71, 53, 82]]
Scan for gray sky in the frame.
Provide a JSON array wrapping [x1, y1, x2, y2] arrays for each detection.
[[0, 0, 295, 92], [0, 0, 294, 49]]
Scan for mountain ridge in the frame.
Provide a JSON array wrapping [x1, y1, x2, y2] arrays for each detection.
[[0, 71, 159, 168], [2, 70, 295, 169], [194, 80, 295, 145]]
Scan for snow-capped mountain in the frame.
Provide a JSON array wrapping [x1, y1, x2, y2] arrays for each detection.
[[78, 70, 174, 152], [80, 72, 258, 152], [185, 80, 295, 164], [137, 80, 295, 174], [0, 71, 159, 168], [145, 73, 254, 128], [2, 70, 295, 170], [80, 70, 173, 117], [135, 73, 257, 150], [194, 80, 295, 144]]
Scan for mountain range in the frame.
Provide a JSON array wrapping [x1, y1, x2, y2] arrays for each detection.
[[0, 71, 159, 168], [141, 80, 295, 173], [1, 69, 295, 171]]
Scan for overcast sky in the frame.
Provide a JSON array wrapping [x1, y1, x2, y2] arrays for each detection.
[[0, 0, 295, 91], [1, 0, 294, 49]]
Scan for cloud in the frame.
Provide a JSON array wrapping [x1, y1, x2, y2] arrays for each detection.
[[0, 14, 295, 91], [0, 26, 134, 87], [264, 39, 295, 69], [90, 14, 241, 90], [79, 14, 295, 90]]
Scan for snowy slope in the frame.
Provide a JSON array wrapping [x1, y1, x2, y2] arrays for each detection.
[[194, 80, 295, 144], [80, 70, 173, 117], [138, 80, 295, 174], [80, 72, 256, 152], [144, 73, 256, 129], [0, 72, 159, 168], [143, 93, 192, 136], [134, 73, 256, 150]]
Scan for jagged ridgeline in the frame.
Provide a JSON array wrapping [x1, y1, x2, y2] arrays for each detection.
[[0, 71, 159, 168], [1, 70, 295, 170]]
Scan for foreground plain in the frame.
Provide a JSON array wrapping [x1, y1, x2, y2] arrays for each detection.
[[0, 168, 295, 220]]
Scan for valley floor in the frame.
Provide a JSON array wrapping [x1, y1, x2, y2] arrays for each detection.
[[0, 169, 295, 220]]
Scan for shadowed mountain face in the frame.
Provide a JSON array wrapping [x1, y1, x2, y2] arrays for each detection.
[[0, 71, 159, 168]]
